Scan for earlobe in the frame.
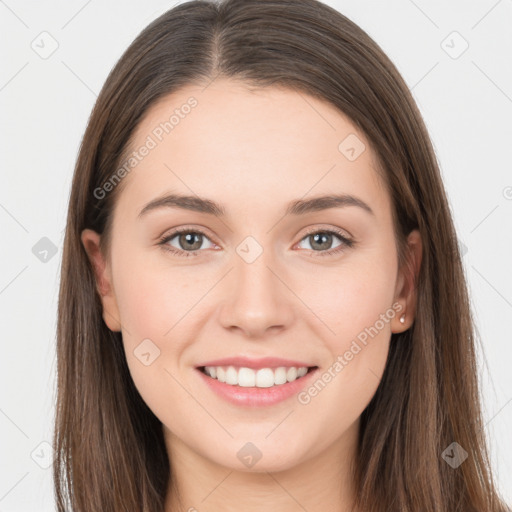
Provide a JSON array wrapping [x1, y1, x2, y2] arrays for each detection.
[[80, 229, 122, 332], [392, 229, 423, 333]]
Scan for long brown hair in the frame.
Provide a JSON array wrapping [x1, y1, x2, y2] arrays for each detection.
[[53, 0, 510, 510]]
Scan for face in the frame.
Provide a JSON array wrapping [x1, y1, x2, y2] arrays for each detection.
[[82, 78, 421, 473]]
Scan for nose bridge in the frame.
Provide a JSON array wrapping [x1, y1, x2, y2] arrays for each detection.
[[218, 234, 294, 336]]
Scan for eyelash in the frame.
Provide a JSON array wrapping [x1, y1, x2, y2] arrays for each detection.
[[158, 226, 355, 259]]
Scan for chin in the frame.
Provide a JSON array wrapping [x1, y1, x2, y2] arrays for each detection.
[[203, 435, 314, 474]]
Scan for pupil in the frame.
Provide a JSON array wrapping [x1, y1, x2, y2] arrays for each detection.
[[311, 233, 332, 250], [180, 233, 202, 250]]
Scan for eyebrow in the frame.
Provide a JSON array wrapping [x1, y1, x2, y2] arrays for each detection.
[[138, 192, 375, 218]]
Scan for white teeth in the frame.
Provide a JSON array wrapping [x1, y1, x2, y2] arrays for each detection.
[[256, 368, 274, 388], [239, 367, 256, 387], [274, 367, 287, 385], [225, 366, 238, 385], [287, 367, 297, 382], [202, 365, 311, 387]]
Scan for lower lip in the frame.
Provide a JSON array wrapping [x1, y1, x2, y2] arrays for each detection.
[[195, 367, 319, 407]]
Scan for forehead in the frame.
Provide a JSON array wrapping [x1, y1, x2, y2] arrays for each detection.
[[114, 78, 390, 223]]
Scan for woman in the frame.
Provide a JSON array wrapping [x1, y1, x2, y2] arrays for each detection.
[[53, 0, 510, 510]]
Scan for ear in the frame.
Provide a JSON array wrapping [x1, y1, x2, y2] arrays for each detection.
[[81, 229, 122, 332], [391, 229, 422, 333]]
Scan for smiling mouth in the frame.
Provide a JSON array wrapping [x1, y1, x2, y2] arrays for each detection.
[[198, 365, 318, 388]]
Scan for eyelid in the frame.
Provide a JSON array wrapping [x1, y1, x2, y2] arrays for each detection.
[[158, 224, 218, 243], [299, 223, 353, 240]]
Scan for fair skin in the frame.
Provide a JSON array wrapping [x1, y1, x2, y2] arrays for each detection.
[[82, 78, 422, 512]]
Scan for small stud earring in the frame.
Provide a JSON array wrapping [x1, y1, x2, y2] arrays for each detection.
[[399, 314, 406, 324]]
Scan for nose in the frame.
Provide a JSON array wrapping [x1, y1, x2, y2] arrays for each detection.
[[217, 249, 295, 339]]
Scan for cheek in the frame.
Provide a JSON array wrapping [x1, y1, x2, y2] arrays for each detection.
[[114, 249, 205, 342], [295, 256, 397, 420], [112, 253, 210, 412], [299, 249, 397, 343], [114, 280, 190, 422]]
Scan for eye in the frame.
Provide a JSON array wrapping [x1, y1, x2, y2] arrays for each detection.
[[158, 226, 355, 258], [295, 227, 355, 257], [158, 227, 217, 258]]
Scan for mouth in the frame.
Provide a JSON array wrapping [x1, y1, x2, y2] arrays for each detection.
[[197, 365, 319, 388]]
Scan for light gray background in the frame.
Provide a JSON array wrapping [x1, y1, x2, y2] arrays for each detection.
[[1, 0, 511, 510]]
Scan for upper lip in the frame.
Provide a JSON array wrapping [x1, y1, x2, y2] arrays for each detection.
[[196, 356, 317, 370]]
